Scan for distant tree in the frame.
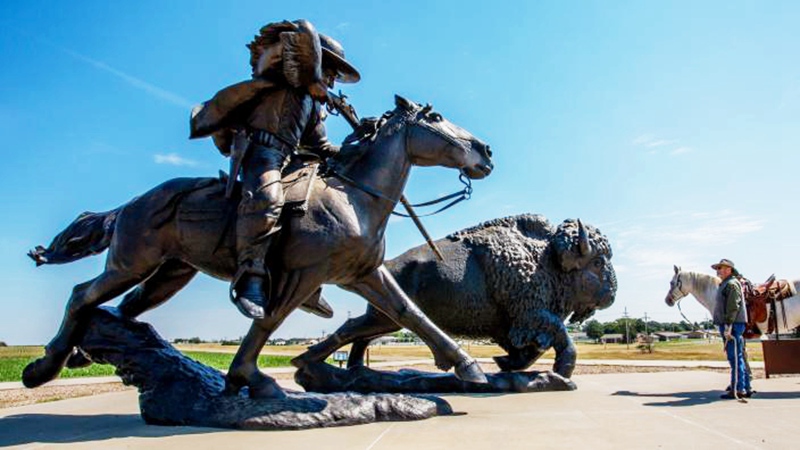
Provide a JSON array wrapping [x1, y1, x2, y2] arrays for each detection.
[[0, 341, 6, 347], [584, 320, 604, 342], [631, 318, 646, 334], [603, 322, 621, 334]]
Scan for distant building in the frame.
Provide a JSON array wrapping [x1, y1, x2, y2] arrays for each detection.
[[683, 330, 712, 339], [601, 333, 624, 344], [653, 331, 684, 342], [570, 332, 592, 343]]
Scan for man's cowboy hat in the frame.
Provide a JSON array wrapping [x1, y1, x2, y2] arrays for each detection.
[[320, 34, 360, 84], [711, 258, 740, 275]]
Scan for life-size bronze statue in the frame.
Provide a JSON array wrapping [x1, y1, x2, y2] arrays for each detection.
[[294, 214, 616, 393], [189, 20, 360, 319], [24, 19, 494, 402]]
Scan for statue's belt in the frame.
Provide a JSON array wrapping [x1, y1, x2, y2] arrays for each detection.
[[249, 129, 296, 154]]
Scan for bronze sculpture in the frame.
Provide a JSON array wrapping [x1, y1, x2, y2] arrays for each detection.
[[25, 93, 493, 400], [293, 214, 616, 392], [189, 20, 361, 319]]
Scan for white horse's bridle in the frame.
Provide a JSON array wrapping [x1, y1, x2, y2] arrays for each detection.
[[667, 274, 689, 305]]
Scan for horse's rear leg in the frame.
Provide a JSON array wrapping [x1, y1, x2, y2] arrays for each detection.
[[291, 306, 399, 368], [117, 260, 198, 318], [23, 269, 146, 388], [344, 265, 487, 384], [66, 260, 197, 369]]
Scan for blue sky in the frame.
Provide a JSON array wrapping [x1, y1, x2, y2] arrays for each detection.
[[1, 1, 799, 344]]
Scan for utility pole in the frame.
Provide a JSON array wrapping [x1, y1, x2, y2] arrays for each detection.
[[643, 312, 649, 336], [623, 307, 630, 349]]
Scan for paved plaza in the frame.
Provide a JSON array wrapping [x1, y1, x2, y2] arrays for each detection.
[[1, 368, 799, 449]]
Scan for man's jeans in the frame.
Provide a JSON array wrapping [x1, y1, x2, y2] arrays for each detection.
[[718, 323, 751, 393]]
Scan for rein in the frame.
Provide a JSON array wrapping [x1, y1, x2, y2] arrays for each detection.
[[672, 274, 703, 332]]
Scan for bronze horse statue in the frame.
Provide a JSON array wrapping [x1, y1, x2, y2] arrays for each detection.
[[24, 95, 494, 398]]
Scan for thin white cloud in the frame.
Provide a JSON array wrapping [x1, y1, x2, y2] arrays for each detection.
[[61, 48, 194, 110], [632, 134, 655, 146], [670, 146, 692, 156], [155, 153, 198, 167], [632, 134, 696, 157], [21, 30, 194, 110], [646, 139, 677, 148], [335, 22, 351, 31], [604, 210, 765, 281]]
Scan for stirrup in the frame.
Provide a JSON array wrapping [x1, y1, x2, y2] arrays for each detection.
[[230, 267, 272, 320]]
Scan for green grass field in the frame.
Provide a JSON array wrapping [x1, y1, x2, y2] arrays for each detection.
[[0, 346, 296, 383], [0, 339, 764, 383]]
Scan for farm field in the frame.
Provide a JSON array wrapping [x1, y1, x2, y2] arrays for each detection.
[[0, 338, 766, 383]]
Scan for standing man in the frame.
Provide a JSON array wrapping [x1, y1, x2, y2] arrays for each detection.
[[711, 258, 753, 399], [190, 19, 360, 319]]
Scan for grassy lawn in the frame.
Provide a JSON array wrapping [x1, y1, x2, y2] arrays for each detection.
[[0, 346, 295, 383], [1, 338, 765, 382]]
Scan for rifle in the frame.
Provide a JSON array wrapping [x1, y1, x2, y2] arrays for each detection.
[[326, 91, 445, 261]]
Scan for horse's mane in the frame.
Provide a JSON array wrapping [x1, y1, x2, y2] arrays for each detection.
[[330, 107, 409, 169]]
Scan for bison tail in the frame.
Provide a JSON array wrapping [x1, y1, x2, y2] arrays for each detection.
[[28, 209, 120, 266]]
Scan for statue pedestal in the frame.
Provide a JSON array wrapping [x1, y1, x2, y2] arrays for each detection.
[[296, 361, 577, 394], [71, 308, 450, 430]]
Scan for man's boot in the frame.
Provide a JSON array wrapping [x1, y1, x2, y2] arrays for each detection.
[[232, 234, 272, 319]]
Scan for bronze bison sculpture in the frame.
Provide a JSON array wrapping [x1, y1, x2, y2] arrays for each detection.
[[294, 214, 616, 378]]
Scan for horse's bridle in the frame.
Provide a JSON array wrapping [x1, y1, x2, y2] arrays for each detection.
[[668, 275, 688, 305], [328, 111, 475, 217]]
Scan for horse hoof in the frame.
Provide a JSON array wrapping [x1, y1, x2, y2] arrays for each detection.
[[454, 359, 488, 384], [22, 357, 63, 388], [66, 348, 93, 369], [249, 379, 287, 400], [290, 354, 310, 369]]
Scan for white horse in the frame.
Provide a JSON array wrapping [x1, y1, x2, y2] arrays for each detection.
[[664, 265, 800, 336]]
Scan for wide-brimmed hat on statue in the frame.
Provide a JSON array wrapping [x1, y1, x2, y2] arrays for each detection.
[[711, 258, 739, 275], [319, 34, 360, 84]]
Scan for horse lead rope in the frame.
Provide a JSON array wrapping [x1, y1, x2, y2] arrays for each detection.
[[728, 331, 748, 403]]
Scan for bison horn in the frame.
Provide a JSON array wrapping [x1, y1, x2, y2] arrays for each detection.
[[578, 219, 591, 256]]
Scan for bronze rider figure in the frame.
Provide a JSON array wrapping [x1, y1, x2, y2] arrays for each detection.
[[189, 20, 360, 319]]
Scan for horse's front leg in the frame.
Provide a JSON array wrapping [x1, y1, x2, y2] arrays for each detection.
[[344, 265, 487, 384], [224, 316, 287, 400]]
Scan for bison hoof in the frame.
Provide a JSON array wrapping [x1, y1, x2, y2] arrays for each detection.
[[493, 354, 531, 372], [454, 359, 488, 384], [22, 356, 64, 388]]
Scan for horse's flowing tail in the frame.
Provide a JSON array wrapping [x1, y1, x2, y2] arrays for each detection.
[[28, 209, 120, 266]]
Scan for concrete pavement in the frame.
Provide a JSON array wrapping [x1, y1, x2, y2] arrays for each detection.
[[1, 368, 798, 449]]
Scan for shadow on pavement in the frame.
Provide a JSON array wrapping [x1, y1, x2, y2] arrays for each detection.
[[0, 413, 217, 447], [612, 389, 800, 407]]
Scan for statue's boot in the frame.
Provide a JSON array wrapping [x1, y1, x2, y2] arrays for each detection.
[[232, 273, 268, 320], [232, 227, 273, 320]]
